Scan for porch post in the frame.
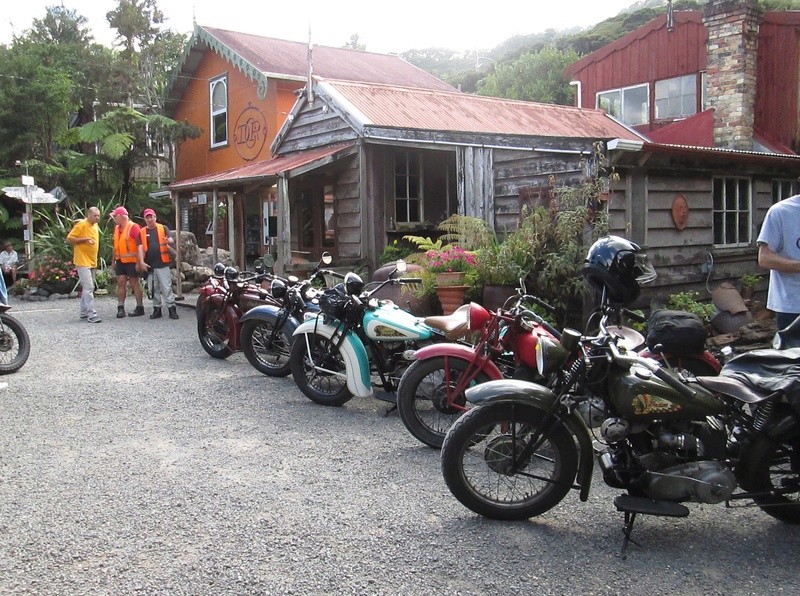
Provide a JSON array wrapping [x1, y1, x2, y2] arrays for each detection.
[[277, 174, 291, 275], [212, 188, 218, 263], [172, 191, 183, 299]]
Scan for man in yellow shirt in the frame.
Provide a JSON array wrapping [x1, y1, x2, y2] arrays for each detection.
[[66, 206, 102, 323]]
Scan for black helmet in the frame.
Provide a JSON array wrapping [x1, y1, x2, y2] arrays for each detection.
[[224, 266, 239, 281], [344, 272, 364, 296], [270, 278, 287, 300], [213, 263, 226, 277], [582, 236, 656, 305]]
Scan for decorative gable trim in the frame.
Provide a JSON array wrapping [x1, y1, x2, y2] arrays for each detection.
[[195, 26, 269, 99]]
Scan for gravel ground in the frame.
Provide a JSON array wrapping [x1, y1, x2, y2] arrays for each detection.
[[1, 295, 799, 595]]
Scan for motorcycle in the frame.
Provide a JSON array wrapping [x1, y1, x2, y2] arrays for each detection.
[[196, 261, 278, 359], [396, 289, 561, 449], [239, 253, 341, 377], [0, 276, 29, 374], [289, 261, 471, 407], [440, 236, 800, 554]]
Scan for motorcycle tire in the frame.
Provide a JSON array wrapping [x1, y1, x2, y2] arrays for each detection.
[[289, 332, 352, 406], [0, 313, 31, 374], [397, 356, 491, 449], [441, 402, 578, 520], [741, 435, 800, 524], [241, 318, 293, 377], [196, 302, 234, 359]]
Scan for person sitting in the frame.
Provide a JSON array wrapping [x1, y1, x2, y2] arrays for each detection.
[[0, 242, 18, 287]]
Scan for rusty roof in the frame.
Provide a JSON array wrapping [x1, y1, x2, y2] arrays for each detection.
[[170, 144, 356, 191], [321, 80, 644, 141]]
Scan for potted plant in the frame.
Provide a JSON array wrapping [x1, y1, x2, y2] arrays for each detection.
[[740, 273, 761, 301]]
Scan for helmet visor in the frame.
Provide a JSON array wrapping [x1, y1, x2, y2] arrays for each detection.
[[634, 253, 657, 285]]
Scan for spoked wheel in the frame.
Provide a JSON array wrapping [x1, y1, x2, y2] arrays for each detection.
[[397, 356, 491, 449], [289, 332, 352, 406], [743, 436, 800, 524], [0, 313, 30, 374], [441, 402, 578, 520], [241, 319, 293, 377], [196, 302, 233, 359]]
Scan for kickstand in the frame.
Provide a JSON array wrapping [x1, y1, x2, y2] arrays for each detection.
[[620, 511, 640, 559], [383, 404, 397, 417]]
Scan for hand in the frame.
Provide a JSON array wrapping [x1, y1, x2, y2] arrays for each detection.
[[86, 238, 95, 245]]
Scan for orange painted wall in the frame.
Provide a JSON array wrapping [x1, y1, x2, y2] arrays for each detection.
[[173, 48, 304, 181]]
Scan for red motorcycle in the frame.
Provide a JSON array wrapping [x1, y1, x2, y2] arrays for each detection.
[[196, 262, 278, 359], [396, 292, 561, 448]]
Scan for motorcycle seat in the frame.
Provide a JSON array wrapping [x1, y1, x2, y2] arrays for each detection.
[[423, 304, 471, 341], [695, 375, 779, 404]]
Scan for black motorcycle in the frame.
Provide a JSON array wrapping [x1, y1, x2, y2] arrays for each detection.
[[0, 303, 30, 374]]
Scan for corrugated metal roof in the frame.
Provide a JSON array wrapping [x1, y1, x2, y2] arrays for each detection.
[[201, 26, 454, 92], [322, 80, 644, 141], [170, 144, 355, 191]]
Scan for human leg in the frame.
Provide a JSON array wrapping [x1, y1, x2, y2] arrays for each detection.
[[776, 312, 800, 330], [77, 266, 96, 318]]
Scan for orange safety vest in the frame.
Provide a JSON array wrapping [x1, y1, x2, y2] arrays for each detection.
[[140, 223, 170, 264], [113, 221, 138, 263]]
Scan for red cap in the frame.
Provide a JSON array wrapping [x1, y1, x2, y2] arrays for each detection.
[[143, 208, 156, 218], [111, 206, 128, 217]]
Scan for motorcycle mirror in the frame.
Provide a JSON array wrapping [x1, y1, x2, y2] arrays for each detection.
[[395, 259, 408, 274], [321, 252, 333, 266], [261, 254, 275, 270], [253, 259, 264, 274]]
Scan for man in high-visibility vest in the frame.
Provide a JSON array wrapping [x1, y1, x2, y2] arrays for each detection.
[[139, 208, 179, 320], [111, 206, 145, 318]]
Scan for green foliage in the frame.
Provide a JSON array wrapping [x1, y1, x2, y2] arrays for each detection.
[[666, 291, 717, 322], [740, 273, 761, 289], [379, 240, 414, 265]]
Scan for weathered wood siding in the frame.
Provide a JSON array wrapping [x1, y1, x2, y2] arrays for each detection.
[[333, 155, 362, 261], [278, 102, 358, 153]]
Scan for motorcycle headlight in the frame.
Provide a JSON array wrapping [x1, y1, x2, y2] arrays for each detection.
[[535, 335, 570, 377]]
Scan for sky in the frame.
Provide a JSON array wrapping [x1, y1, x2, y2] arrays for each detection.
[[1, 0, 642, 54]]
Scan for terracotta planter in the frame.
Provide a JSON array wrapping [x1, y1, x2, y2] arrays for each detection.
[[434, 271, 465, 286], [435, 285, 468, 315]]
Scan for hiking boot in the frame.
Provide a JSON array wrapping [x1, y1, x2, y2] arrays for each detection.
[[168, 306, 179, 320], [150, 308, 162, 319], [116, 306, 126, 318], [129, 305, 145, 317]]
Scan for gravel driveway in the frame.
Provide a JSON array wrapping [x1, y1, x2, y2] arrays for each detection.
[[1, 295, 799, 595]]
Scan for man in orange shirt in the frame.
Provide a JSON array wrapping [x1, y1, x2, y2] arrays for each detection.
[[66, 206, 102, 323], [111, 206, 145, 318]]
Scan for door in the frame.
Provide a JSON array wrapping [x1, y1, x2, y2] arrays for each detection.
[[296, 182, 336, 261]]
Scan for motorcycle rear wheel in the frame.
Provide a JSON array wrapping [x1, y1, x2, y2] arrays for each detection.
[[241, 319, 292, 377], [441, 402, 578, 520], [196, 302, 234, 359], [289, 332, 352, 406], [743, 436, 800, 524], [0, 313, 30, 374], [397, 356, 491, 449]]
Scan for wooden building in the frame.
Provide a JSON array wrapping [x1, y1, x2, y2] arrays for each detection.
[[564, 0, 800, 301]]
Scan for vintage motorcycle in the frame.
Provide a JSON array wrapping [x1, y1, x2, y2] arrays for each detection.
[[239, 253, 341, 377], [289, 261, 470, 407], [396, 290, 561, 448], [196, 262, 278, 359], [0, 303, 30, 374], [441, 236, 800, 552]]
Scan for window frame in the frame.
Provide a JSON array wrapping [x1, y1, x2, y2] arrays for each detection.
[[596, 83, 649, 126], [771, 179, 800, 205], [712, 176, 752, 248], [209, 75, 228, 148], [394, 151, 423, 224], [654, 74, 697, 120]]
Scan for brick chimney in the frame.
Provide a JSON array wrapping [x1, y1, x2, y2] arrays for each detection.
[[703, 0, 762, 150]]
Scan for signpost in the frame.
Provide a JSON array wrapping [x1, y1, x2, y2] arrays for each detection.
[[1, 179, 59, 261]]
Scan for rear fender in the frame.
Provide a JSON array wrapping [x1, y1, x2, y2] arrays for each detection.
[[465, 379, 594, 501], [294, 316, 372, 397], [412, 343, 504, 380]]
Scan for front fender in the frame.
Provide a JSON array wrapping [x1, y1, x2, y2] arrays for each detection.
[[294, 316, 372, 397], [465, 379, 595, 501], [412, 343, 504, 380], [240, 303, 282, 324]]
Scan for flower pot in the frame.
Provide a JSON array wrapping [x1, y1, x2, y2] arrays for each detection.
[[435, 285, 468, 315], [435, 271, 465, 286], [482, 284, 518, 312]]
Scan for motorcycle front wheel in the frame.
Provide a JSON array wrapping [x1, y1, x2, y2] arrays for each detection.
[[241, 318, 293, 377], [742, 435, 800, 524], [397, 356, 491, 449], [289, 332, 352, 406], [441, 402, 578, 520], [0, 313, 31, 374], [196, 302, 234, 359]]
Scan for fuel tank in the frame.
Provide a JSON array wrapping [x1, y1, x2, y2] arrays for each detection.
[[363, 302, 433, 342]]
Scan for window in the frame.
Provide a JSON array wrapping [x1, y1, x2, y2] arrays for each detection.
[[772, 179, 799, 204], [597, 84, 648, 125], [210, 76, 228, 147], [655, 74, 697, 119], [713, 177, 751, 247], [394, 152, 422, 223]]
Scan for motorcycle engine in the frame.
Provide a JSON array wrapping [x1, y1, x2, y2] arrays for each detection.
[[645, 461, 737, 504]]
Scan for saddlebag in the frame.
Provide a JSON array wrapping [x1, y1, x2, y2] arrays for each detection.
[[646, 309, 707, 353]]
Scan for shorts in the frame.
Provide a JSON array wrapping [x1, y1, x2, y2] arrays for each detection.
[[114, 261, 140, 278]]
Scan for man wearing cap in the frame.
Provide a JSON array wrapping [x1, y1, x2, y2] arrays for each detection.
[[0, 241, 18, 288], [111, 206, 145, 318], [66, 207, 102, 323], [139, 208, 179, 320]]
